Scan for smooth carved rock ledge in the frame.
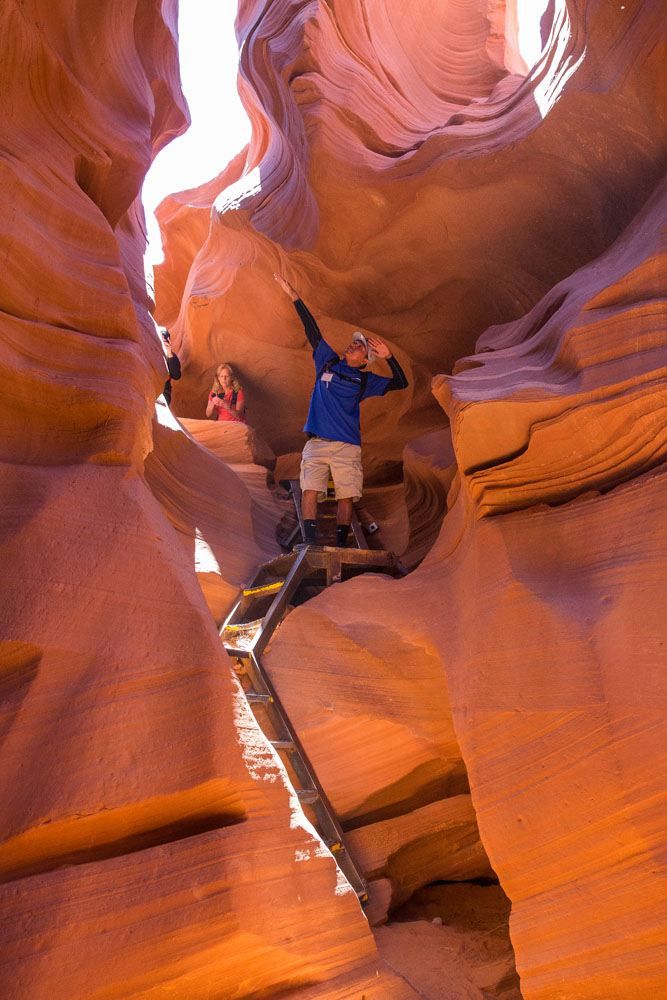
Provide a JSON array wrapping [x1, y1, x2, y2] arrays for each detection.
[[1, 0, 666, 998]]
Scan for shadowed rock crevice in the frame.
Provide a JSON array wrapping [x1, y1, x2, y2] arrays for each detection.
[[342, 761, 470, 832], [1, 0, 666, 998], [383, 881, 522, 999], [0, 642, 42, 751], [0, 779, 248, 885]]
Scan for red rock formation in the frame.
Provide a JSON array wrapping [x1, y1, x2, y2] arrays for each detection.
[[265, 190, 667, 995], [152, 0, 667, 996], [155, 0, 665, 501], [389, 882, 521, 997], [347, 795, 494, 918], [145, 405, 280, 620], [179, 415, 276, 470], [3, 0, 666, 997], [376, 920, 520, 1000], [0, 2, 420, 997]]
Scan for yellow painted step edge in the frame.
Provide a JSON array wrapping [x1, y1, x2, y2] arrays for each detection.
[[243, 581, 284, 597]]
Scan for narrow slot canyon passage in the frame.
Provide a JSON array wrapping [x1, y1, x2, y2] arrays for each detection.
[[218, 515, 521, 996], [0, 1, 665, 999]]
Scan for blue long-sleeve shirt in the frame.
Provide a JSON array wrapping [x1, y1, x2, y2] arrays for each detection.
[[294, 299, 408, 446]]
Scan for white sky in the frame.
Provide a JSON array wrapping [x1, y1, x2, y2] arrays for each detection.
[[517, 0, 549, 68], [142, 0, 251, 269]]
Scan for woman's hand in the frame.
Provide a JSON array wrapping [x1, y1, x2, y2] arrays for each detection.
[[209, 391, 232, 410], [205, 393, 217, 419], [367, 336, 392, 359], [161, 329, 173, 358], [273, 273, 298, 300]]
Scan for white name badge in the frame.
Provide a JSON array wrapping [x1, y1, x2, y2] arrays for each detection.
[[321, 372, 334, 383]]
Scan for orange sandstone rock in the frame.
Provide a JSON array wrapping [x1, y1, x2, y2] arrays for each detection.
[[155, 0, 666, 506], [179, 415, 276, 470], [347, 795, 494, 920], [3, 0, 666, 997], [0, 2, 421, 997], [265, 201, 667, 992], [154, 0, 665, 993], [145, 405, 281, 621], [264, 611, 469, 824], [376, 920, 521, 1000], [0, 685, 384, 999]]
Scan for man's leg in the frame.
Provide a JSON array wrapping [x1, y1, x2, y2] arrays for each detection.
[[301, 489, 318, 544], [336, 497, 353, 547], [300, 439, 330, 545], [302, 490, 318, 520], [330, 442, 362, 547]]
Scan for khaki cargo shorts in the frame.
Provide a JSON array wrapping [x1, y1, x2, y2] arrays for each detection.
[[300, 437, 363, 502]]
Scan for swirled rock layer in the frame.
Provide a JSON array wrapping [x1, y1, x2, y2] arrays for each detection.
[[155, 1, 665, 508], [0, 2, 421, 997], [3, 0, 666, 997], [150, 1, 666, 995], [264, 188, 667, 996]]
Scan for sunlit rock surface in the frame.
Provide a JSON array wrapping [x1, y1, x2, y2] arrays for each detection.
[[155, 2, 664, 494], [2, 0, 666, 997], [154, 0, 666, 995], [179, 415, 276, 470], [145, 405, 280, 621], [0, 2, 417, 997]]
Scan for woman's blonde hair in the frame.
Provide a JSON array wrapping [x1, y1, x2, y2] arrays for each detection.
[[212, 362, 241, 394]]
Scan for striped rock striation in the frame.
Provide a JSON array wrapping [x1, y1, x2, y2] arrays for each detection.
[[0, 2, 421, 998], [156, 2, 665, 496], [1, 0, 665, 999], [264, 181, 666, 995], [156, 0, 666, 997]]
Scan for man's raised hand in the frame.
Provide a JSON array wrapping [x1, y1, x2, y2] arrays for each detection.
[[273, 273, 298, 300], [367, 335, 392, 359]]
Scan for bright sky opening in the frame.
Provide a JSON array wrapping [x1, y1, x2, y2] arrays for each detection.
[[517, 0, 550, 69], [142, 0, 251, 272]]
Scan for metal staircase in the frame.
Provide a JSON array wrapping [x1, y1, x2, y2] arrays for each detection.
[[281, 477, 368, 550], [220, 502, 398, 905]]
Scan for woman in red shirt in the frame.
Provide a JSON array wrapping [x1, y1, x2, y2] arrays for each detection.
[[206, 363, 246, 423]]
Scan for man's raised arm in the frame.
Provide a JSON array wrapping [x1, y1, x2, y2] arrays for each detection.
[[367, 336, 409, 392], [384, 354, 408, 391], [274, 273, 321, 350]]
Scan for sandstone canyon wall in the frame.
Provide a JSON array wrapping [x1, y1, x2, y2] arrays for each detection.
[[153, 0, 667, 998], [0, 1, 665, 999], [0, 3, 422, 998]]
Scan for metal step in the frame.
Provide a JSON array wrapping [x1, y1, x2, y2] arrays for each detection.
[[245, 691, 273, 705], [243, 581, 284, 598], [223, 618, 262, 631], [271, 739, 296, 751], [296, 788, 319, 805], [224, 645, 250, 658]]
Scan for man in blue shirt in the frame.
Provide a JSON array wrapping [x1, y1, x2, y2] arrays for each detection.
[[274, 274, 408, 546]]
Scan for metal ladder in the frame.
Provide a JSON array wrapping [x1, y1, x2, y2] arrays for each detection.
[[281, 478, 367, 550], [220, 543, 397, 905]]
